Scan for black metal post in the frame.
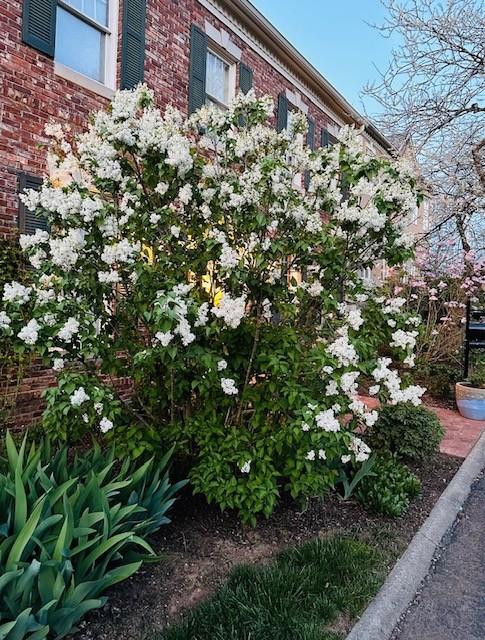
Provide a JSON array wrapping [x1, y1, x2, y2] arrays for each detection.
[[464, 299, 471, 379]]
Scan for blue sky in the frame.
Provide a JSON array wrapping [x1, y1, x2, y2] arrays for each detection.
[[251, 0, 399, 117]]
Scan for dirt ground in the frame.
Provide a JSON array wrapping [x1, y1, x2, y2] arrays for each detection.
[[73, 454, 462, 640]]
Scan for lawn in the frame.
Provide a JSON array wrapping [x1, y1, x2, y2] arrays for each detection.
[[159, 537, 383, 640]]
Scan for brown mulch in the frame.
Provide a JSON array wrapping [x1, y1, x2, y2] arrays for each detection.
[[422, 392, 456, 410], [73, 453, 462, 640]]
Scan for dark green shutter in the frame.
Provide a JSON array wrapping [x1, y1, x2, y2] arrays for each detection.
[[305, 117, 315, 189], [307, 117, 315, 150], [188, 24, 208, 114], [18, 173, 49, 235], [277, 92, 288, 132], [322, 128, 338, 147], [121, 0, 147, 90], [22, 0, 57, 57], [239, 63, 253, 94]]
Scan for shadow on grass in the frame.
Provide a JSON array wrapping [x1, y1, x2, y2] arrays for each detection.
[[157, 536, 384, 640]]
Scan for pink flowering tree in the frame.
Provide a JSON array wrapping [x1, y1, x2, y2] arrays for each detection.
[[383, 242, 485, 378], [0, 87, 425, 522]]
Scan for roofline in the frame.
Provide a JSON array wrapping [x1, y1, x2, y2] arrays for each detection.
[[217, 0, 394, 153]]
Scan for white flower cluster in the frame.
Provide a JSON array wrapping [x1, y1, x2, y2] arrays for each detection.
[[3, 282, 32, 305], [327, 327, 358, 367], [382, 297, 407, 314], [300, 280, 324, 297], [19, 229, 49, 251], [315, 408, 341, 432], [390, 329, 419, 351], [346, 308, 364, 331], [221, 377, 238, 395], [239, 459, 251, 473], [58, 317, 80, 343], [372, 357, 425, 405], [49, 228, 86, 270], [99, 416, 114, 433], [219, 243, 240, 270], [305, 449, 327, 461], [70, 387, 90, 407], [18, 319, 40, 345], [334, 200, 386, 232], [212, 293, 247, 329], [101, 239, 141, 266]]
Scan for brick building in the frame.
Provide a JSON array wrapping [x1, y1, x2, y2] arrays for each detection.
[[0, 0, 395, 238], [1, 0, 403, 426]]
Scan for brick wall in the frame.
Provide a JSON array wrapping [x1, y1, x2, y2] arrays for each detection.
[[0, 0, 340, 426]]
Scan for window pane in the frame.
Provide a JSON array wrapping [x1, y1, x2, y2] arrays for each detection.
[[63, 0, 108, 25], [206, 51, 229, 105], [55, 7, 105, 82], [95, 0, 108, 25]]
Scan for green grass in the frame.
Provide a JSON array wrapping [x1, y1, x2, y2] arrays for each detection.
[[158, 536, 383, 640]]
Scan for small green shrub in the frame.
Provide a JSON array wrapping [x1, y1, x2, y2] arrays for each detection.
[[0, 433, 186, 639], [0, 237, 31, 428], [355, 455, 421, 517], [42, 373, 123, 442], [365, 403, 444, 462], [468, 352, 485, 388]]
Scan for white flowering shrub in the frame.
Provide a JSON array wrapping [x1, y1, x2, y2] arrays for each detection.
[[0, 87, 425, 523]]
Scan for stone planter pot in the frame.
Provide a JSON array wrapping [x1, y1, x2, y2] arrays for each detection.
[[455, 382, 485, 420]]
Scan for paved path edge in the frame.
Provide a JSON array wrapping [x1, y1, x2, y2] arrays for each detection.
[[346, 430, 485, 640]]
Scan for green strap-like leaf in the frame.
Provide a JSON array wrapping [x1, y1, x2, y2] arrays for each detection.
[[6, 498, 45, 569]]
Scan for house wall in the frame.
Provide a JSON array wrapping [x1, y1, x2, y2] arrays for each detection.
[[0, 0, 389, 426]]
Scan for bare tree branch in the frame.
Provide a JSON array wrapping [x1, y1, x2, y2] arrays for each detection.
[[363, 0, 485, 255]]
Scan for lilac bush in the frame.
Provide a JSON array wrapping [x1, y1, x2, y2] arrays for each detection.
[[0, 86, 425, 522]]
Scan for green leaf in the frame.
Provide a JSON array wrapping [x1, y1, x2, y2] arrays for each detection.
[[7, 497, 45, 569]]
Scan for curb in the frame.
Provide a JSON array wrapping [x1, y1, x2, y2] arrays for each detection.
[[346, 430, 485, 640]]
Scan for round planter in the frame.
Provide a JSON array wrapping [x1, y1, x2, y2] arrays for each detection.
[[455, 382, 485, 420]]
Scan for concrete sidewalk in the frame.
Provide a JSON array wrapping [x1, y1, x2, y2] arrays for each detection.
[[392, 473, 485, 640]]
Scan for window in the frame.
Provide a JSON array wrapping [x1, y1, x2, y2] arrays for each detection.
[[358, 267, 373, 283], [322, 128, 339, 147], [55, 0, 117, 87], [205, 49, 235, 109]]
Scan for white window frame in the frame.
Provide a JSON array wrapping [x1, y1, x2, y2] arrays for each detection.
[[205, 44, 237, 110], [54, 0, 118, 98]]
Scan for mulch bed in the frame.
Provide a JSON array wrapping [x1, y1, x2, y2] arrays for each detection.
[[73, 454, 462, 640]]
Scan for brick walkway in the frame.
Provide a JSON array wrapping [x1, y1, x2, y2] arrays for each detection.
[[359, 396, 485, 459]]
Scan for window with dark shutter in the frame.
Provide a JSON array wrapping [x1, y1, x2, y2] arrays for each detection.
[[305, 117, 315, 189], [22, 0, 57, 57], [239, 62, 253, 94], [121, 0, 147, 89], [321, 128, 338, 147], [307, 118, 315, 151], [18, 173, 49, 235], [188, 24, 208, 114], [276, 92, 288, 132]]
